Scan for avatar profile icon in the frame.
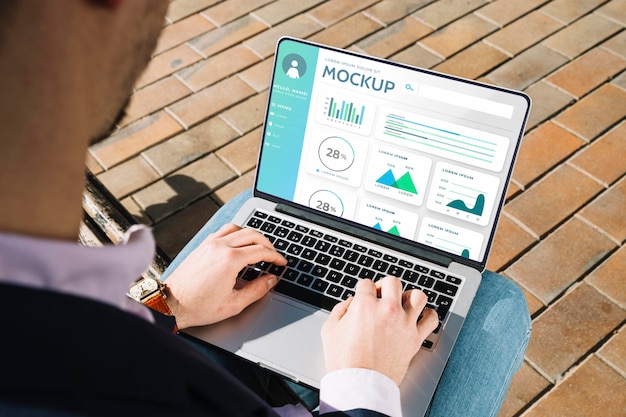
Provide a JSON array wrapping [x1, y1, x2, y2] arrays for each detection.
[[282, 53, 307, 79]]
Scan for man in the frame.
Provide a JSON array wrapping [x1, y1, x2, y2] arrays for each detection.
[[0, 1, 530, 416]]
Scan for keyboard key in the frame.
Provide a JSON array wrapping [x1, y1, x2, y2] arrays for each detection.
[[312, 279, 329, 293], [268, 265, 285, 276], [373, 260, 389, 272], [287, 231, 303, 243], [423, 289, 437, 303], [435, 295, 453, 321], [297, 260, 314, 273], [296, 225, 309, 233], [368, 249, 383, 258], [342, 290, 355, 299], [403, 270, 420, 283], [315, 240, 331, 252], [297, 274, 314, 287], [387, 265, 404, 277], [287, 244, 303, 256], [254, 211, 268, 219], [357, 254, 374, 267], [359, 269, 376, 279], [327, 271, 343, 283], [383, 254, 398, 263], [353, 244, 367, 253], [274, 280, 339, 311], [310, 230, 324, 238], [268, 215, 281, 223], [274, 239, 289, 251], [326, 284, 344, 298], [281, 220, 295, 228], [329, 258, 346, 270], [343, 263, 360, 276], [323, 234, 338, 243], [285, 255, 298, 268], [338, 239, 352, 247], [240, 268, 261, 281], [430, 270, 446, 280], [312, 266, 329, 278], [434, 280, 458, 297], [399, 259, 414, 268], [314, 253, 331, 266], [418, 275, 435, 288], [302, 248, 317, 260], [261, 223, 276, 234], [283, 270, 299, 281], [275, 226, 289, 238], [301, 236, 317, 248], [343, 250, 360, 262], [341, 276, 358, 289], [446, 275, 462, 285], [415, 265, 429, 274], [247, 217, 263, 229], [329, 245, 345, 257]]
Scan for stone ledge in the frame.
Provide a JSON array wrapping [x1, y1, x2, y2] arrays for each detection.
[[81, 171, 170, 280]]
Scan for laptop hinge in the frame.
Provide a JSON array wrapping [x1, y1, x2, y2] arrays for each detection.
[[276, 203, 452, 268]]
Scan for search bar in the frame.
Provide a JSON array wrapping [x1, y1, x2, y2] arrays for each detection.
[[418, 84, 514, 119]]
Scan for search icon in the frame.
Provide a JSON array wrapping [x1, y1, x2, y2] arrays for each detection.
[[403, 81, 418, 95]]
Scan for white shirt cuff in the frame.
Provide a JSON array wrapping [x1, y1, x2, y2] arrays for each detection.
[[273, 403, 312, 417], [319, 368, 402, 417]]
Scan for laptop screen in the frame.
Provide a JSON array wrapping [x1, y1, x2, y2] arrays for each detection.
[[255, 37, 530, 268]]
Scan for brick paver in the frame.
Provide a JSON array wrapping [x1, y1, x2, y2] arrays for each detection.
[[89, 1, 626, 415]]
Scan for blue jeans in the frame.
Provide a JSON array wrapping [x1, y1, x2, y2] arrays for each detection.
[[163, 190, 531, 417]]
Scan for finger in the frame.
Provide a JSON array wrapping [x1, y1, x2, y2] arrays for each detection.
[[231, 274, 279, 313], [354, 278, 377, 298], [402, 289, 428, 321], [416, 308, 439, 338], [210, 223, 242, 239], [375, 276, 403, 302], [236, 244, 287, 266], [327, 297, 353, 322], [222, 227, 279, 252]]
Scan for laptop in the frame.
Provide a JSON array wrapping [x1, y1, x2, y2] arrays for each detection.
[[185, 37, 530, 416]]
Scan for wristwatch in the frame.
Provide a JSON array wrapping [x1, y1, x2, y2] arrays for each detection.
[[128, 277, 178, 333]]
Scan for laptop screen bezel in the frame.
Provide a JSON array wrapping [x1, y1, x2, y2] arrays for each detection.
[[253, 37, 531, 272]]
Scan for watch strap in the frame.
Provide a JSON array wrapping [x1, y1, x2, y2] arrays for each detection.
[[145, 291, 179, 334]]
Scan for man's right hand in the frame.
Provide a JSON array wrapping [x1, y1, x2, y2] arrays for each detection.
[[321, 276, 439, 386]]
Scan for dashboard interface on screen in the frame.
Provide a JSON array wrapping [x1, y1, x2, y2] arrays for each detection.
[[256, 38, 530, 265]]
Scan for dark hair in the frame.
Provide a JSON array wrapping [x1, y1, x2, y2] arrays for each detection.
[[0, 1, 19, 48]]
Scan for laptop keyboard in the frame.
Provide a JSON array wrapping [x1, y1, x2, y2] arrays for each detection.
[[238, 210, 463, 350]]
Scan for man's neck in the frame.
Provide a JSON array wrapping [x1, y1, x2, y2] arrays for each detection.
[[0, 118, 90, 241]]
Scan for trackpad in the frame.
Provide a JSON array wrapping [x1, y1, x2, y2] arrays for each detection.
[[241, 297, 327, 385]]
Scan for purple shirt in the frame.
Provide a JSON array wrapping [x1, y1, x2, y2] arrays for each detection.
[[0, 226, 401, 417]]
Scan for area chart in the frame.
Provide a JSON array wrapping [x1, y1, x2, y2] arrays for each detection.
[[427, 162, 500, 226], [376, 169, 418, 194], [417, 218, 485, 261], [364, 145, 432, 206]]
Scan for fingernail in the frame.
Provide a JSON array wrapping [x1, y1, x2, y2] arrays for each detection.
[[267, 276, 278, 289]]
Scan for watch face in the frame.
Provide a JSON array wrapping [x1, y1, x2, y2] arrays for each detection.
[[129, 284, 143, 299], [129, 278, 160, 301], [142, 278, 159, 292]]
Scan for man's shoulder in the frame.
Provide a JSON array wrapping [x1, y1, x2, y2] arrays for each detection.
[[0, 283, 278, 417]]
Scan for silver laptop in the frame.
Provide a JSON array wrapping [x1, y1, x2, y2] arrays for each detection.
[[185, 37, 530, 416]]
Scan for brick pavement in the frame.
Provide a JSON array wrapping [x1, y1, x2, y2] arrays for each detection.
[[88, 1, 626, 415]]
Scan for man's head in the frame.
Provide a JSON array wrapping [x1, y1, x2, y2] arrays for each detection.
[[0, 0, 168, 239]]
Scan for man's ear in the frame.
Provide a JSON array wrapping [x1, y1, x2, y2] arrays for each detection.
[[91, 0, 123, 10]]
